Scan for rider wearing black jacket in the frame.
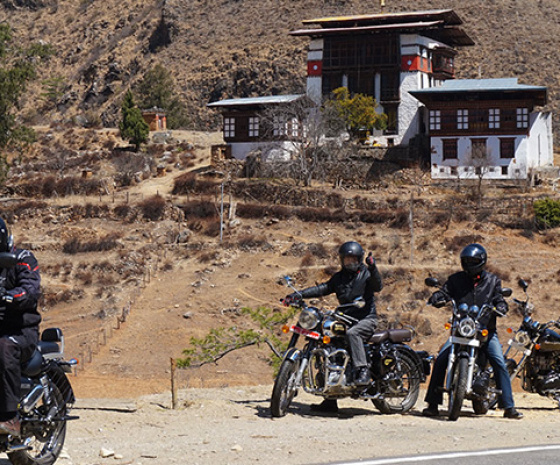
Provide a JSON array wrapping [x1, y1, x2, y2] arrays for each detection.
[[286, 241, 382, 413], [422, 243, 523, 420], [0, 218, 41, 436]]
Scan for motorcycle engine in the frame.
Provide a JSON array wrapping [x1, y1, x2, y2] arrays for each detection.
[[529, 352, 560, 395]]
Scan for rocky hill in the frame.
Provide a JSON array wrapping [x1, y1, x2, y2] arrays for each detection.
[[1, 0, 560, 134]]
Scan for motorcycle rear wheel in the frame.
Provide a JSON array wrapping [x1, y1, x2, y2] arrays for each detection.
[[448, 357, 468, 421], [9, 382, 67, 465], [270, 358, 300, 418], [372, 349, 421, 414]]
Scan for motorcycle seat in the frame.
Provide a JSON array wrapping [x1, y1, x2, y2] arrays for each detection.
[[369, 329, 413, 344], [21, 349, 42, 377]]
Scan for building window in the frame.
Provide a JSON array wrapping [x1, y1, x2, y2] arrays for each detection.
[[288, 118, 300, 138], [442, 139, 458, 160], [457, 109, 469, 130], [500, 138, 515, 159], [429, 110, 441, 131], [517, 108, 529, 128], [248, 117, 259, 138], [501, 166, 508, 176], [273, 116, 287, 136], [224, 117, 235, 138], [489, 109, 500, 129]]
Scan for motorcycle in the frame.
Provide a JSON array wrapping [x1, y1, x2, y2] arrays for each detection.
[[499, 278, 560, 407], [0, 252, 78, 465], [270, 276, 431, 417], [425, 277, 512, 421]]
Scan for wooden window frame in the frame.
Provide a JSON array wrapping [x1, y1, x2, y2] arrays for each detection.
[[457, 109, 468, 130], [442, 138, 458, 160], [224, 117, 235, 139], [516, 108, 529, 129], [429, 110, 441, 131], [500, 137, 515, 159]]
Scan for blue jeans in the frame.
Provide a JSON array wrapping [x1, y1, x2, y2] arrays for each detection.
[[424, 332, 514, 410]]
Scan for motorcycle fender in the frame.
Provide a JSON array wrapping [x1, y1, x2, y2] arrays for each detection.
[[283, 348, 301, 363], [47, 363, 76, 405], [394, 345, 429, 382]]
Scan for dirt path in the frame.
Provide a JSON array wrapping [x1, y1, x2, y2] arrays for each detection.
[[59, 386, 560, 465]]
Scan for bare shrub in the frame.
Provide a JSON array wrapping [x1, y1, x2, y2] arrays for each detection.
[[237, 234, 268, 251], [300, 252, 315, 268], [198, 251, 219, 263], [139, 195, 166, 221], [172, 173, 218, 195], [75, 270, 93, 285], [63, 234, 121, 254], [203, 220, 222, 237], [443, 234, 484, 253], [181, 200, 217, 219]]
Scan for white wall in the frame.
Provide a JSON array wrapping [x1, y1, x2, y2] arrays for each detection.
[[229, 141, 301, 161], [429, 112, 553, 180]]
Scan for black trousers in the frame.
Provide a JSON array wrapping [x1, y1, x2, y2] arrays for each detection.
[[0, 327, 38, 414]]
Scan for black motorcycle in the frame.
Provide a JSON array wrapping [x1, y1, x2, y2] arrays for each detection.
[[270, 276, 431, 417], [498, 278, 560, 408], [0, 252, 78, 465], [425, 277, 512, 421]]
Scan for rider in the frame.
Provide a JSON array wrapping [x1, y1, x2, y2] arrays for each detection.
[[285, 241, 382, 413], [0, 218, 41, 436], [422, 243, 523, 420]]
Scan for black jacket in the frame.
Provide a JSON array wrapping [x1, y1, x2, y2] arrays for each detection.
[[0, 248, 41, 332], [438, 270, 506, 331], [298, 263, 383, 320]]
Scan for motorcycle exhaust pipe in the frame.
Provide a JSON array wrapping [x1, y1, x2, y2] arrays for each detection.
[[21, 384, 44, 414]]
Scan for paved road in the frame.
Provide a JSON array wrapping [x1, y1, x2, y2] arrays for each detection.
[[327, 445, 560, 465]]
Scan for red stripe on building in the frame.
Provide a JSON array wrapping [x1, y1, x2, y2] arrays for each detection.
[[401, 55, 431, 73], [307, 60, 322, 77]]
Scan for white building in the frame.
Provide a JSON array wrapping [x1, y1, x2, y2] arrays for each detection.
[[290, 9, 474, 146], [409, 78, 552, 180]]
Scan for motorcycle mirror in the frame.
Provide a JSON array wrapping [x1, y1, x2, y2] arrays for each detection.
[[282, 275, 293, 286], [501, 287, 513, 298], [518, 279, 528, 291], [425, 277, 440, 288], [0, 252, 17, 269]]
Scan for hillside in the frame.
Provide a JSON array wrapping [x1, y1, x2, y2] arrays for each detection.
[[1, 0, 560, 135], [1, 0, 560, 399], [0, 124, 556, 400]]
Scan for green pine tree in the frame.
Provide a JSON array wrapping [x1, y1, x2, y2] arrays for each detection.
[[119, 90, 149, 151]]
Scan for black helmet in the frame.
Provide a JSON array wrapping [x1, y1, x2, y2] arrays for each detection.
[[0, 218, 12, 253], [338, 241, 364, 272], [460, 243, 487, 277]]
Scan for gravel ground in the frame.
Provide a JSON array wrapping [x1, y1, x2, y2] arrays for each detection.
[[48, 385, 560, 465]]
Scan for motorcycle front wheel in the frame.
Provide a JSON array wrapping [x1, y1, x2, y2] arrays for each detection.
[[448, 357, 468, 421], [270, 358, 301, 418], [372, 349, 421, 414], [9, 382, 67, 465]]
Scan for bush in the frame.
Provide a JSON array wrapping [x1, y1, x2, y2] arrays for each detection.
[[534, 198, 560, 229], [139, 195, 166, 221], [62, 234, 120, 254]]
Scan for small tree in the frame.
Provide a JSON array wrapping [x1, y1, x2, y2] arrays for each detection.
[[135, 64, 189, 129], [324, 87, 388, 138], [119, 90, 149, 151]]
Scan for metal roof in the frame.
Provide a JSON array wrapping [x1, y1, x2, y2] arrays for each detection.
[[409, 78, 548, 106], [411, 78, 547, 93], [290, 9, 474, 46], [207, 94, 306, 108], [301, 9, 463, 26]]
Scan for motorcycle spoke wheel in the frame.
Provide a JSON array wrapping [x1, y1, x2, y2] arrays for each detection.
[[448, 358, 468, 421], [270, 359, 300, 418], [372, 350, 421, 415], [9, 383, 67, 465]]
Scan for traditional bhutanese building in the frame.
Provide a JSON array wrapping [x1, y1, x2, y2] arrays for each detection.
[[290, 9, 474, 147], [410, 78, 552, 180]]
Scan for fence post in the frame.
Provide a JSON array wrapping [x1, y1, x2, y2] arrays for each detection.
[[171, 358, 178, 410]]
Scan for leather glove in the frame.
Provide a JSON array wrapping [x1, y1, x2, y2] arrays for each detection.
[[0, 287, 12, 304], [365, 252, 376, 268], [428, 291, 448, 307], [495, 301, 508, 317], [282, 293, 302, 307]]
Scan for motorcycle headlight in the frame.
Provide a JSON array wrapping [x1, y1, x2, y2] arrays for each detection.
[[298, 308, 320, 330], [514, 330, 531, 348], [458, 317, 476, 338]]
